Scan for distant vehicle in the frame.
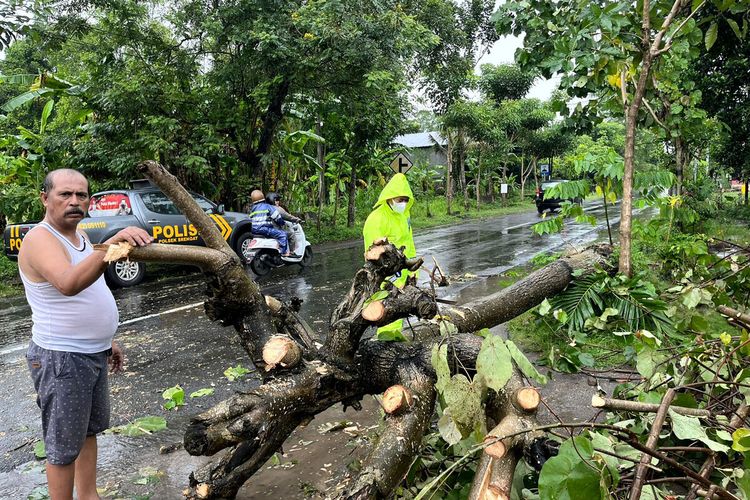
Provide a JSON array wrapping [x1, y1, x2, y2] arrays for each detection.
[[3, 180, 254, 287], [535, 179, 583, 214]]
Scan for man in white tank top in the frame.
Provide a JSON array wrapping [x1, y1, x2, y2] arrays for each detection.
[[18, 169, 153, 500]]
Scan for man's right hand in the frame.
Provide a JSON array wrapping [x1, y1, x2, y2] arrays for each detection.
[[105, 227, 154, 247]]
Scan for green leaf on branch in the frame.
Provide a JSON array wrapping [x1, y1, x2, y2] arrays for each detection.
[[507, 340, 548, 384], [532, 216, 564, 235], [737, 469, 750, 498], [376, 328, 407, 341], [539, 436, 604, 500], [727, 18, 742, 39], [442, 374, 484, 436], [682, 288, 702, 309], [588, 432, 621, 487], [437, 409, 462, 445], [732, 428, 750, 452], [431, 344, 451, 395], [364, 290, 389, 307], [705, 22, 718, 50], [476, 335, 513, 392], [636, 346, 666, 379], [539, 298, 552, 316], [669, 409, 729, 453]]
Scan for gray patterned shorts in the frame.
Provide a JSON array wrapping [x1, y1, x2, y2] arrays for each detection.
[[26, 341, 111, 465]]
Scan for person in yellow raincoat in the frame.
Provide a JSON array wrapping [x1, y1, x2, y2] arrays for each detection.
[[363, 173, 417, 336]]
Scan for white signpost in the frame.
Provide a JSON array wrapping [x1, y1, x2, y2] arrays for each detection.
[[500, 183, 509, 194], [390, 153, 413, 174]]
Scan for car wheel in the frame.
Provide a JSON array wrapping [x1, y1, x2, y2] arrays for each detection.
[[300, 246, 313, 267], [235, 232, 254, 264], [250, 252, 272, 277], [105, 261, 145, 288], [537, 206, 545, 214]]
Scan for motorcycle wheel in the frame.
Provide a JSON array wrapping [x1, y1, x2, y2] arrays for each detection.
[[235, 232, 254, 264], [250, 252, 272, 276], [300, 246, 313, 267]]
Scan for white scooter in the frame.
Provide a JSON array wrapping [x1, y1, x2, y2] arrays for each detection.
[[242, 222, 313, 276]]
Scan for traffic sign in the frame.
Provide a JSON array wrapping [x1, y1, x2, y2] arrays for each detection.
[[390, 153, 413, 174]]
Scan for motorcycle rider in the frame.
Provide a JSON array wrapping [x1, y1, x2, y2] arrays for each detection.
[[266, 192, 301, 252], [249, 190, 297, 258]]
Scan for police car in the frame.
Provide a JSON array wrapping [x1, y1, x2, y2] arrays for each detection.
[[3, 180, 254, 287]]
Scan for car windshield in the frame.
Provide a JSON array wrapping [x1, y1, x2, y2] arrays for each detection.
[[541, 181, 564, 190], [140, 191, 215, 215]]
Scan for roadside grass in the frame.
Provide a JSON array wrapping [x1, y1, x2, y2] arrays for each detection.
[[502, 255, 628, 369], [487, 252, 618, 365], [0, 254, 21, 298], [504, 209, 750, 370], [704, 205, 750, 245]]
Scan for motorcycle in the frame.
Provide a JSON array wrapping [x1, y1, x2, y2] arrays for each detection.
[[242, 221, 313, 276]]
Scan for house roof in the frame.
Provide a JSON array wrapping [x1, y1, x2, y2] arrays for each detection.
[[392, 131, 447, 149]]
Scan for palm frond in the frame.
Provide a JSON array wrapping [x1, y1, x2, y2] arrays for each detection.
[[550, 273, 606, 333]]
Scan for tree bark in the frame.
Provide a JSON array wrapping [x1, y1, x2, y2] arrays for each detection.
[[619, 0, 684, 277], [411, 245, 613, 339], [446, 138, 454, 215], [675, 136, 685, 195], [245, 79, 290, 181], [347, 164, 357, 227]]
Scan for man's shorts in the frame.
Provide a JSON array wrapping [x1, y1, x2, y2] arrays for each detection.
[[26, 341, 111, 465]]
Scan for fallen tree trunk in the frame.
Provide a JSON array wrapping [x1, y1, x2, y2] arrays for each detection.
[[100, 161, 615, 499], [412, 244, 614, 338]]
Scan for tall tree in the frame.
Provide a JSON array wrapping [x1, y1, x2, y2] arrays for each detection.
[[409, 0, 498, 214], [1, 0, 433, 212], [495, 0, 748, 276], [692, 8, 750, 201]]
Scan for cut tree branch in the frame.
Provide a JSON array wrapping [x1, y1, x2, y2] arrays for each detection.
[[630, 389, 676, 500], [591, 394, 711, 417]]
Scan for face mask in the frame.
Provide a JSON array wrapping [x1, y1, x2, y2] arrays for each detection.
[[389, 201, 408, 214]]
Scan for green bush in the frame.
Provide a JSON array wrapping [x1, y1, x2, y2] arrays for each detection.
[[0, 254, 20, 297]]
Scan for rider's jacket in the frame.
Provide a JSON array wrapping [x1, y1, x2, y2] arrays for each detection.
[[362, 173, 416, 287], [250, 201, 283, 229]]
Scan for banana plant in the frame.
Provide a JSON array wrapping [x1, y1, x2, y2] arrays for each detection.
[[1, 72, 88, 113]]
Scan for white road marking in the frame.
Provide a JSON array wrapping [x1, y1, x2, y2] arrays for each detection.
[[118, 301, 204, 326]]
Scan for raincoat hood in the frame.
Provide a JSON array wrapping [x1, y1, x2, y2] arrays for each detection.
[[373, 173, 414, 213]]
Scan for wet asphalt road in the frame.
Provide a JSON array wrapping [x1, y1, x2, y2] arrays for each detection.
[[0, 203, 626, 499]]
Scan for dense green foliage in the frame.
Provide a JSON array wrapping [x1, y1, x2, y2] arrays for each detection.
[[413, 172, 750, 499]]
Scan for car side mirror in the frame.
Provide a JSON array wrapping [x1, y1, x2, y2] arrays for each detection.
[[215, 204, 225, 215]]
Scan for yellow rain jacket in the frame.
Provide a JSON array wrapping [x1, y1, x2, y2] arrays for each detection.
[[363, 173, 417, 337]]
